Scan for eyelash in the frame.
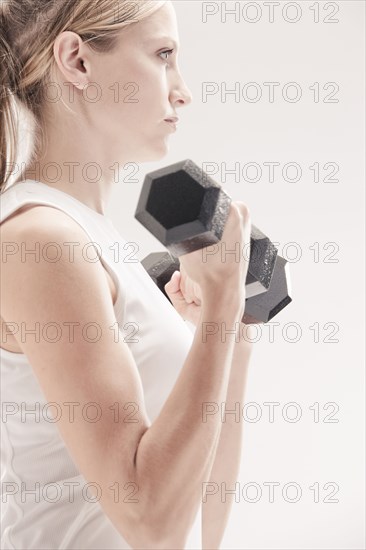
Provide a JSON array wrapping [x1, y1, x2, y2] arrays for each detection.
[[158, 49, 174, 62]]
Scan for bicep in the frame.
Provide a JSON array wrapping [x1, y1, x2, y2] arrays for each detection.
[[0, 216, 150, 539]]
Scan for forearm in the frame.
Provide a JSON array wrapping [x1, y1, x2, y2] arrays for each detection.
[[133, 294, 243, 548], [202, 330, 254, 549]]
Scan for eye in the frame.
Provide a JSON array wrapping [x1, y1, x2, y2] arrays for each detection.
[[158, 49, 174, 62]]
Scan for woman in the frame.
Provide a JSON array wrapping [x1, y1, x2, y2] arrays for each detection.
[[0, 1, 253, 548]]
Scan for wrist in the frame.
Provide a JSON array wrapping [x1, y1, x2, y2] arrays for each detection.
[[201, 296, 244, 324], [201, 285, 245, 316]]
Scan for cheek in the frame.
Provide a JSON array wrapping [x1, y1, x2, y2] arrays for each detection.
[[134, 69, 167, 108], [120, 78, 167, 126], [95, 62, 167, 132], [122, 58, 168, 104]]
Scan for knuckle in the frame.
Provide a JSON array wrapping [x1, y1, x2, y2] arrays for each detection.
[[231, 202, 242, 218], [232, 201, 251, 221], [238, 202, 250, 218]]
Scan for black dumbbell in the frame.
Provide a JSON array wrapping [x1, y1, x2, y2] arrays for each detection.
[[242, 254, 292, 324], [135, 159, 278, 299], [141, 251, 292, 325], [135, 160, 294, 322]]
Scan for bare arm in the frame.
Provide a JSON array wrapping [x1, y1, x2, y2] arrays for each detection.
[[134, 294, 243, 548], [202, 330, 254, 549], [1, 203, 249, 550]]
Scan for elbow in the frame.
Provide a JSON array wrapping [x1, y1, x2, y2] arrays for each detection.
[[125, 497, 188, 549], [127, 515, 184, 550], [125, 435, 194, 548]]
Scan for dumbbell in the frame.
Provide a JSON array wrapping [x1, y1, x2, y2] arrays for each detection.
[[140, 251, 292, 324], [135, 159, 292, 323]]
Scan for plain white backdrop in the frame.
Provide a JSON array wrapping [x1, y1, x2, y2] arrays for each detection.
[[104, 1, 365, 549]]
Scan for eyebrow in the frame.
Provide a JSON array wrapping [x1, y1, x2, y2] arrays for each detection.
[[148, 35, 180, 51]]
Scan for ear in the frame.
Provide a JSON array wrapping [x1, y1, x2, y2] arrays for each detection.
[[53, 31, 91, 90]]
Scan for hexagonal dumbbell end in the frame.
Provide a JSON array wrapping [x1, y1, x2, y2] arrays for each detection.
[[246, 224, 278, 298], [135, 159, 232, 257], [242, 255, 292, 324], [135, 159, 278, 299]]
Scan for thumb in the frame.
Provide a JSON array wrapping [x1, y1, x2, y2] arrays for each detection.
[[164, 271, 184, 303], [164, 270, 181, 297]]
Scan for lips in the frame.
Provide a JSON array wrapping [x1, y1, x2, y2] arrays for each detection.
[[164, 116, 179, 124]]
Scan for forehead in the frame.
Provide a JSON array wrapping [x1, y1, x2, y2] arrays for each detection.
[[118, 2, 179, 46]]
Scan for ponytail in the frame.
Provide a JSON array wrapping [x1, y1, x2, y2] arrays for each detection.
[[0, 12, 19, 193]]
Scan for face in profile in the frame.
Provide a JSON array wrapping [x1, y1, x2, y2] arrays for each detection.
[[80, 1, 193, 164]]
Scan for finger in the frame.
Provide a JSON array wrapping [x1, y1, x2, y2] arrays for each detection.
[[179, 274, 196, 304], [234, 201, 251, 220], [164, 272, 190, 316], [164, 271, 181, 296]]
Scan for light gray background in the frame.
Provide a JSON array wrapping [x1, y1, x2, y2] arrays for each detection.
[[105, 1, 365, 548]]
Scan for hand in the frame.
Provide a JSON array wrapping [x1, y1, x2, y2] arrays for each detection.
[[176, 202, 251, 313], [164, 263, 203, 326], [165, 266, 263, 342]]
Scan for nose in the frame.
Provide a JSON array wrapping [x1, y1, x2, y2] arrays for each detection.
[[169, 70, 193, 108]]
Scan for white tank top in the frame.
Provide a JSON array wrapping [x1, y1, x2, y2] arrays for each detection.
[[0, 181, 201, 549]]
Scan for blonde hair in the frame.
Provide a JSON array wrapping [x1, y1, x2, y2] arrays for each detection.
[[0, 0, 167, 192]]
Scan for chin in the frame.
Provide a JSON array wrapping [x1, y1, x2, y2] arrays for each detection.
[[137, 141, 170, 163]]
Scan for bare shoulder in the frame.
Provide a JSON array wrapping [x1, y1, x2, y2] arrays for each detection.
[[1, 203, 117, 333], [1, 204, 117, 314], [1, 205, 84, 238], [0, 204, 102, 321], [0, 203, 100, 275]]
